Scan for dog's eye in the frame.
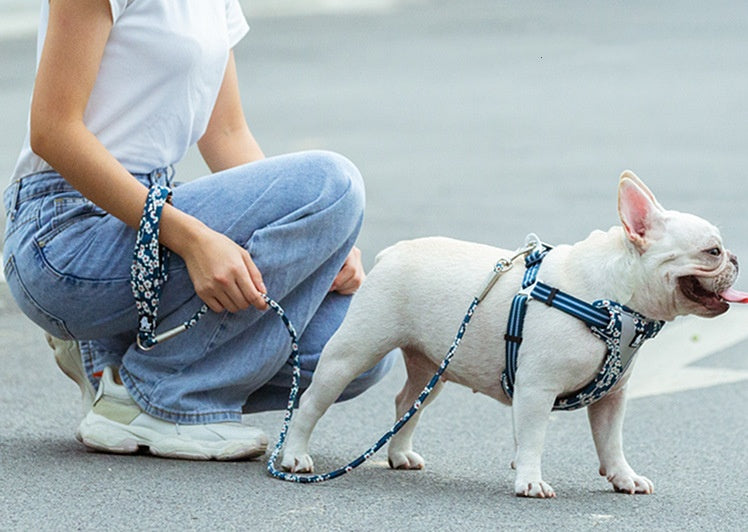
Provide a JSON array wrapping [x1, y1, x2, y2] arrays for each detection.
[[705, 247, 722, 257]]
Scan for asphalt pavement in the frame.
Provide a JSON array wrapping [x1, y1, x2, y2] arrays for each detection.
[[1, 1, 747, 530]]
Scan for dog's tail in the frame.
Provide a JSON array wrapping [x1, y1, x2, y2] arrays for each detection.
[[374, 239, 419, 266], [374, 244, 398, 265]]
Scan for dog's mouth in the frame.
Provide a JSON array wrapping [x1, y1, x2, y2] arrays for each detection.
[[677, 275, 748, 315]]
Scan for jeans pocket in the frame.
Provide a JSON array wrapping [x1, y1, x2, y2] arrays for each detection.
[[36, 194, 105, 248], [34, 194, 112, 279], [3, 254, 75, 339]]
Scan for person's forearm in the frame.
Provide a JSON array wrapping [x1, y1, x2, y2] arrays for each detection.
[[30, 119, 148, 229], [30, 119, 207, 255], [198, 122, 264, 173]]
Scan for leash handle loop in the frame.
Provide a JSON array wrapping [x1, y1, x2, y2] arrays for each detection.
[[131, 185, 208, 351]]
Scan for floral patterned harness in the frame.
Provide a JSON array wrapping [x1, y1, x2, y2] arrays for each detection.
[[501, 244, 665, 411]]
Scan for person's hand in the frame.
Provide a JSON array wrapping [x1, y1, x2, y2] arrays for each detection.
[[330, 247, 365, 295], [180, 226, 268, 313]]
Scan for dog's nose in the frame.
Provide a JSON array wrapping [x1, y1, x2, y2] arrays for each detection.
[[729, 252, 739, 272]]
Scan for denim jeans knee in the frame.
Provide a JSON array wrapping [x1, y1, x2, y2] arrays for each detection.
[[3, 153, 383, 423]]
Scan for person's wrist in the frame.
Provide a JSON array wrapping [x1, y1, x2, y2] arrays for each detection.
[[159, 205, 210, 258]]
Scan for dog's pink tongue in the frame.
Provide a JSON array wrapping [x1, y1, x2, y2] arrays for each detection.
[[720, 288, 748, 303]]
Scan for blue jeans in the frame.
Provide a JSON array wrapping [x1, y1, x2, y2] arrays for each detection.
[[2, 151, 394, 423]]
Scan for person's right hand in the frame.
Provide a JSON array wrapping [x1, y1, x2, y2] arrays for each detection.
[[179, 226, 268, 313]]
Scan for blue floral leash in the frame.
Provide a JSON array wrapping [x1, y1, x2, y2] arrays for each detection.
[[131, 185, 208, 351], [131, 186, 535, 482], [267, 289, 480, 483]]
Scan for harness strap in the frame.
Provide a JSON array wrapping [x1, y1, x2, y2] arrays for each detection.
[[501, 246, 664, 411], [502, 245, 551, 396], [530, 282, 609, 329], [522, 246, 551, 288]]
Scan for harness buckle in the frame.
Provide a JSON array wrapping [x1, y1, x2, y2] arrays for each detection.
[[517, 281, 537, 299]]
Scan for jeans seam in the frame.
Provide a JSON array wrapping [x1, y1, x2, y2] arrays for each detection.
[[3, 214, 37, 239], [4, 254, 75, 339]]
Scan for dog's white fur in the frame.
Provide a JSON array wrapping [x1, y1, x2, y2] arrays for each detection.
[[280, 171, 741, 497]]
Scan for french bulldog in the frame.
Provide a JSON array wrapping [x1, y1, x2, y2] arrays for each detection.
[[279, 171, 748, 497]]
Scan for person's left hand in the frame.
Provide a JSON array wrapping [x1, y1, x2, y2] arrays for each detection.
[[330, 247, 365, 294]]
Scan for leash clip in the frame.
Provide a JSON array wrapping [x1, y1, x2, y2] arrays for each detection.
[[476, 258, 512, 302], [476, 238, 542, 303]]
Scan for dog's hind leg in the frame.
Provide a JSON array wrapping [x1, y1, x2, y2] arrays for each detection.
[[280, 323, 398, 473], [387, 349, 443, 470]]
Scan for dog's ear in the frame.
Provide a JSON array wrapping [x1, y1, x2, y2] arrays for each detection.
[[618, 171, 665, 253], [619, 170, 665, 211]]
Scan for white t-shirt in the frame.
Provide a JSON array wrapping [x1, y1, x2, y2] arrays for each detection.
[[10, 0, 249, 181]]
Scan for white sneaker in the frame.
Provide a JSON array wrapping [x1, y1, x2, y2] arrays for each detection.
[[77, 367, 268, 461], [46, 333, 96, 415]]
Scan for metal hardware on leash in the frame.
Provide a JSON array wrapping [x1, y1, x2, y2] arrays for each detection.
[[135, 322, 189, 351], [476, 234, 543, 302]]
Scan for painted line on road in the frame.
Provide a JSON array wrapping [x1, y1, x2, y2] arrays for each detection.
[[629, 305, 748, 399], [246, 0, 404, 18]]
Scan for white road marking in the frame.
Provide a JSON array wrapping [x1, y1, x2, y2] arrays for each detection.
[[628, 306, 748, 399], [246, 0, 406, 18]]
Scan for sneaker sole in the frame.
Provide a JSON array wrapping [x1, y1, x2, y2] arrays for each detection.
[[78, 413, 268, 461]]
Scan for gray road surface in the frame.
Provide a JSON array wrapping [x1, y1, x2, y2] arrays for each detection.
[[1, 1, 747, 530]]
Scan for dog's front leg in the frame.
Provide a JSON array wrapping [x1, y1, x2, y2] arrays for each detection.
[[511, 385, 557, 498], [587, 387, 654, 494]]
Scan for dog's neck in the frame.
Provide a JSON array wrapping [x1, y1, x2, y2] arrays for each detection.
[[560, 226, 683, 321], [562, 226, 643, 307]]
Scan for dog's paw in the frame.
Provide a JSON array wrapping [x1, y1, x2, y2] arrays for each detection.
[[515, 479, 556, 499], [388, 450, 425, 470], [280, 452, 314, 474], [606, 470, 654, 495]]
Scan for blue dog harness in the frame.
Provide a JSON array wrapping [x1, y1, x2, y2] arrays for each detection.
[[501, 244, 665, 410]]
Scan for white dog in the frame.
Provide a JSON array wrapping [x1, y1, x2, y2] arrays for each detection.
[[280, 171, 747, 497]]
